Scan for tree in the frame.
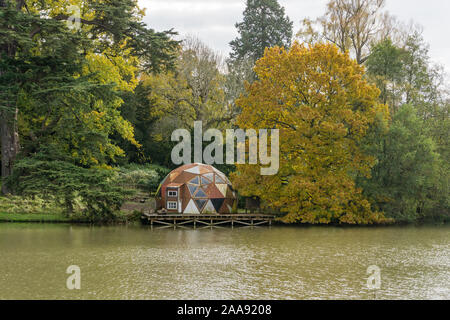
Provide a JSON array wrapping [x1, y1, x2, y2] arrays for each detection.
[[116, 37, 238, 168], [144, 37, 235, 129], [229, 0, 293, 63], [364, 34, 449, 222], [365, 38, 405, 113], [224, 57, 256, 118], [0, 0, 178, 194], [400, 32, 439, 108], [357, 105, 447, 222], [298, 0, 395, 64], [366, 32, 449, 141], [7, 156, 132, 221], [232, 42, 389, 224]]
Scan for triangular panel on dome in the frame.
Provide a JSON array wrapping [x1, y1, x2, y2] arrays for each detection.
[[201, 176, 211, 185], [219, 199, 233, 213], [181, 163, 197, 170], [215, 174, 225, 184], [183, 199, 200, 214], [203, 172, 214, 181], [203, 200, 217, 214], [211, 198, 225, 212], [198, 165, 211, 174], [205, 185, 225, 198], [187, 184, 198, 196], [184, 165, 201, 174], [226, 187, 235, 198], [194, 199, 207, 211], [216, 183, 228, 197], [194, 188, 207, 198], [189, 176, 200, 185], [215, 168, 230, 181]]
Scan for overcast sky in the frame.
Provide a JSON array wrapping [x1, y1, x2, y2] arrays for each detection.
[[139, 0, 450, 75]]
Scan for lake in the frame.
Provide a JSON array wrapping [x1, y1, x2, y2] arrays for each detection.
[[0, 223, 448, 299]]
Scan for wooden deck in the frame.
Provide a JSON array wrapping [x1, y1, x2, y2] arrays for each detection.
[[141, 213, 275, 229]]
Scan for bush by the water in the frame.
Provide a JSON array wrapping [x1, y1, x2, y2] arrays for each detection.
[[7, 158, 133, 222], [118, 164, 170, 192], [0, 195, 64, 215], [4, 157, 170, 222]]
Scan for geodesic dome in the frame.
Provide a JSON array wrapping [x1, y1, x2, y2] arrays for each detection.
[[157, 163, 237, 214]]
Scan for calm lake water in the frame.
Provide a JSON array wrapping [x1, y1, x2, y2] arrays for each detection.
[[0, 223, 449, 300]]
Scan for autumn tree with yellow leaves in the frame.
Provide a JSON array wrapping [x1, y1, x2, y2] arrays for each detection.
[[231, 43, 390, 224]]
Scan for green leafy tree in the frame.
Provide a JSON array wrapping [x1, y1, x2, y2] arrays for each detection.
[[0, 0, 179, 194], [358, 105, 448, 222], [364, 32, 449, 223], [229, 0, 293, 63], [365, 38, 405, 113], [115, 81, 178, 167], [366, 32, 445, 115], [7, 156, 132, 221], [116, 37, 240, 168]]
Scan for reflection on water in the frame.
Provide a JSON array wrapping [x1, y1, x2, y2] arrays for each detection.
[[0, 223, 448, 299]]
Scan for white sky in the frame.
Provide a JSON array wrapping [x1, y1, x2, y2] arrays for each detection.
[[139, 0, 450, 75]]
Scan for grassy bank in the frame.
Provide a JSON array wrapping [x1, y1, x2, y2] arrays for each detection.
[[0, 212, 70, 223], [0, 164, 169, 224], [0, 210, 141, 224], [0, 195, 141, 224]]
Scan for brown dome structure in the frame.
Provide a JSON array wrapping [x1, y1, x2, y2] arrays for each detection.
[[156, 163, 237, 214]]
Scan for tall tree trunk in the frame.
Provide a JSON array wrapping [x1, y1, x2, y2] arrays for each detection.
[[0, 0, 21, 195], [0, 108, 20, 195]]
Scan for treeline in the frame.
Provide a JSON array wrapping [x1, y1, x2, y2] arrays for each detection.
[[0, 0, 448, 224]]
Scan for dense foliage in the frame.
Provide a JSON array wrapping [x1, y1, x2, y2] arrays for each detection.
[[7, 156, 131, 221], [118, 164, 170, 192], [357, 105, 447, 222], [0, 0, 448, 224], [0, 0, 178, 194]]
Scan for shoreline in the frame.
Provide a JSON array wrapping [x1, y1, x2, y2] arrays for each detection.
[[0, 211, 134, 224], [0, 211, 447, 227]]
